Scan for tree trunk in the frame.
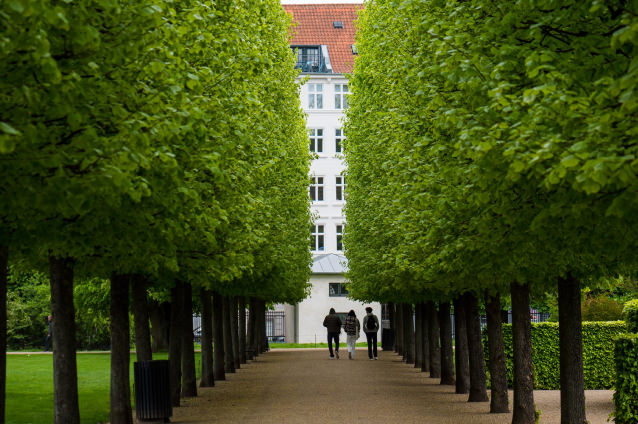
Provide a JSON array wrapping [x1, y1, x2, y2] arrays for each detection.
[[439, 302, 455, 385], [453, 296, 470, 394], [414, 302, 423, 369], [464, 292, 488, 402], [558, 274, 586, 424], [420, 302, 430, 373], [395, 303, 404, 356], [131, 275, 152, 362], [49, 256, 80, 424], [181, 283, 197, 398], [247, 297, 256, 360], [485, 292, 509, 413], [199, 289, 214, 387], [223, 296, 235, 373], [511, 282, 535, 423], [230, 296, 240, 370], [212, 291, 225, 380], [388, 302, 396, 352], [259, 299, 268, 353], [149, 301, 170, 352], [426, 301, 441, 379], [238, 296, 247, 364], [168, 283, 183, 407], [402, 303, 415, 364], [110, 274, 133, 424], [0, 244, 8, 424]]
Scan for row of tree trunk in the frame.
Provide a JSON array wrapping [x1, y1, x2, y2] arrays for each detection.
[[390, 285, 540, 423]]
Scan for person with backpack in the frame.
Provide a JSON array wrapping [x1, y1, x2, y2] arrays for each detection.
[[323, 307, 343, 359], [343, 310, 360, 360], [362, 306, 379, 360]]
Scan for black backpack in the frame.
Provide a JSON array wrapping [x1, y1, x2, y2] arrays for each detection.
[[366, 315, 377, 331]]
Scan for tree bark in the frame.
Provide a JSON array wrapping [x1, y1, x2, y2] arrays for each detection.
[[181, 283, 197, 398], [199, 289, 214, 387], [388, 302, 396, 352], [230, 296, 240, 370], [438, 302, 455, 386], [149, 301, 170, 352], [395, 303, 404, 356], [212, 291, 225, 380], [247, 297, 256, 360], [110, 274, 133, 424], [168, 283, 183, 407], [131, 275, 152, 362], [420, 302, 430, 373], [453, 296, 470, 394], [414, 302, 423, 369], [426, 301, 441, 379], [485, 292, 509, 413], [49, 256, 80, 424], [511, 282, 535, 423], [558, 274, 586, 424], [259, 299, 268, 353], [464, 292, 489, 402], [238, 296, 247, 364], [223, 296, 235, 373], [0, 244, 8, 424], [402, 303, 415, 364]]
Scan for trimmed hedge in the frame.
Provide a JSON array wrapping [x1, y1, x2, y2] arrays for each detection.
[[613, 334, 638, 424], [485, 321, 627, 389], [623, 299, 638, 333]]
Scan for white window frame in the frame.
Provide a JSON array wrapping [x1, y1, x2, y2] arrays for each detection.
[[335, 175, 346, 201], [334, 84, 349, 109], [308, 83, 323, 109], [335, 128, 344, 154], [309, 128, 323, 153], [310, 176, 324, 202], [336, 224, 344, 251], [311, 224, 325, 252]]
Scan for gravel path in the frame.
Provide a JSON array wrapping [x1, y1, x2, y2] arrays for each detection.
[[163, 349, 614, 424]]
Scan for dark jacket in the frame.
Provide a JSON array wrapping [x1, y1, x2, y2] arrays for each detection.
[[323, 313, 342, 333], [363, 313, 379, 333]]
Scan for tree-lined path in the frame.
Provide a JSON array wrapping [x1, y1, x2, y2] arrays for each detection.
[[167, 350, 613, 424]]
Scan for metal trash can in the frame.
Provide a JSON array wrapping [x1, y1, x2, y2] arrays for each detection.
[[134, 360, 172, 422], [382, 328, 394, 351]]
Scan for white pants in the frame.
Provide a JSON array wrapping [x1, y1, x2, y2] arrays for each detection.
[[346, 334, 357, 356]]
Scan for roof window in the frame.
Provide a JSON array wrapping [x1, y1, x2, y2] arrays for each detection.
[[333, 21, 343, 29]]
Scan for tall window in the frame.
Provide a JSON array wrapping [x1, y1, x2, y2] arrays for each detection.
[[335, 128, 344, 153], [334, 84, 349, 109], [336, 175, 346, 201], [310, 176, 324, 202], [308, 83, 323, 109], [329, 283, 348, 297], [311, 224, 325, 251], [336, 224, 344, 251], [309, 128, 323, 153]]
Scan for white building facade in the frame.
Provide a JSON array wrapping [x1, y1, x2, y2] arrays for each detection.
[[277, 2, 381, 344]]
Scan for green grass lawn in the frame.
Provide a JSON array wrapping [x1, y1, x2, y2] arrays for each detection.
[[6, 352, 189, 424]]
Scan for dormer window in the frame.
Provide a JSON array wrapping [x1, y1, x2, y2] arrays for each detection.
[[292, 45, 332, 73]]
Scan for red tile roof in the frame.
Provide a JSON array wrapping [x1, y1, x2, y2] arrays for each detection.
[[282, 4, 362, 74]]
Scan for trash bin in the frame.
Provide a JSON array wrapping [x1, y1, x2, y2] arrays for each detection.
[[134, 360, 172, 422], [382, 328, 394, 351]]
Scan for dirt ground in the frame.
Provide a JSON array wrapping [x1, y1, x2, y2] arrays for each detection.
[[161, 349, 614, 424]]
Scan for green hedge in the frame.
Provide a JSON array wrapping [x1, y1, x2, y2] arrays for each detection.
[[622, 299, 638, 333], [613, 334, 638, 424], [484, 321, 627, 390]]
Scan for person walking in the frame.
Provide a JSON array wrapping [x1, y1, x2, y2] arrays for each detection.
[[323, 308, 342, 359], [343, 310, 360, 360], [44, 315, 52, 352], [362, 306, 379, 360]]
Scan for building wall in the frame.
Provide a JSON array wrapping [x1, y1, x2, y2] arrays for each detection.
[[297, 273, 381, 344]]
